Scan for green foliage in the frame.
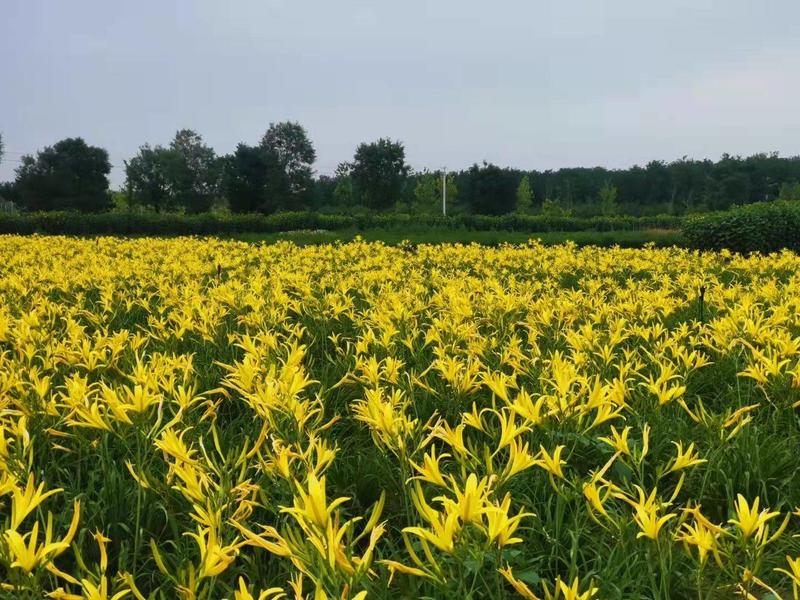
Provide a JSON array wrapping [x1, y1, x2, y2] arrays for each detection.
[[414, 171, 457, 214], [0, 182, 16, 205], [541, 198, 571, 217], [682, 200, 800, 253], [222, 143, 278, 213], [332, 162, 354, 207], [219, 123, 317, 214], [0, 210, 682, 235], [236, 228, 683, 248], [167, 129, 220, 213], [351, 138, 409, 210], [14, 137, 112, 212], [110, 190, 130, 211], [124, 144, 172, 212], [10, 125, 800, 218], [462, 162, 518, 215], [125, 131, 220, 214], [515, 175, 534, 214], [598, 180, 619, 215], [260, 121, 316, 209], [778, 181, 800, 201]]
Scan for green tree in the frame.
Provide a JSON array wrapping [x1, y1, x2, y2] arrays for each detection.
[[351, 138, 409, 210], [260, 121, 316, 209], [15, 138, 111, 212], [515, 175, 534, 213], [222, 144, 290, 214], [598, 180, 618, 215], [165, 129, 220, 213], [331, 163, 354, 207], [778, 181, 800, 201], [414, 171, 457, 214], [541, 197, 571, 217], [124, 144, 172, 212], [0, 133, 4, 166], [462, 162, 517, 215]]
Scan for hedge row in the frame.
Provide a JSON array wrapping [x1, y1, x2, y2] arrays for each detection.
[[0, 211, 684, 235], [682, 201, 800, 254]]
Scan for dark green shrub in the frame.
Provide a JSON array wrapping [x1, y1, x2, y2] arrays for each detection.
[[682, 201, 800, 253], [0, 211, 683, 236]]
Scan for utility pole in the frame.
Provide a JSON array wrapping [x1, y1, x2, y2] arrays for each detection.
[[442, 167, 447, 216]]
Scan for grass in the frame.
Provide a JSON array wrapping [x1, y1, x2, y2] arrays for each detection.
[[231, 227, 684, 247]]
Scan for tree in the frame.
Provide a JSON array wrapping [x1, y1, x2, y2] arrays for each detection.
[[223, 144, 267, 213], [462, 162, 517, 215], [598, 181, 618, 215], [15, 138, 111, 212], [332, 162, 354, 207], [260, 122, 316, 208], [778, 181, 800, 201], [541, 197, 571, 217], [414, 171, 457, 214], [124, 144, 172, 212], [0, 133, 4, 167], [165, 129, 220, 213], [350, 138, 409, 210], [515, 175, 534, 213], [311, 175, 338, 210]]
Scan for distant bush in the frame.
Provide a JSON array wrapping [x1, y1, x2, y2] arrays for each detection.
[[682, 201, 800, 253], [0, 211, 683, 236]]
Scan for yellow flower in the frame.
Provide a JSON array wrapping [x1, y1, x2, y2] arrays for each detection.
[[675, 519, 720, 565], [626, 486, 676, 540], [403, 510, 461, 554], [501, 439, 539, 482], [484, 493, 533, 547], [507, 388, 547, 426], [436, 473, 491, 525], [154, 427, 198, 464], [184, 526, 238, 580], [381, 559, 438, 583], [411, 447, 450, 487], [666, 441, 707, 473], [582, 480, 610, 518], [552, 576, 599, 600], [499, 565, 541, 600], [535, 445, 566, 480], [234, 576, 286, 600], [775, 556, 800, 589], [5, 502, 79, 573], [352, 387, 417, 453], [9, 473, 63, 530], [643, 362, 686, 405], [495, 409, 531, 451], [482, 371, 516, 402], [598, 426, 631, 457], [283, 473, 349, 530], [729, 494, 780, 541]]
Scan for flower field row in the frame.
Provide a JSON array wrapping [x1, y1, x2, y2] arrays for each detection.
[[1, 236, 799, 599]]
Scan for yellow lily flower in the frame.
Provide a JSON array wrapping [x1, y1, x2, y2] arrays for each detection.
[[729, 494, 781, 541], [666, 441, 707, 473], [9, 473, 63, 530]]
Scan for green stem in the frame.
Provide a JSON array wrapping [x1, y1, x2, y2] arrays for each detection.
[[132, 431, 144, 575]]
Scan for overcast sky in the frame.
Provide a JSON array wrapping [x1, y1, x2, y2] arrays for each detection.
[[2, 0, 799, 186]]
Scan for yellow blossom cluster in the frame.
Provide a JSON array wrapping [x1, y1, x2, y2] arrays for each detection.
[[0, 236, 799, 599]]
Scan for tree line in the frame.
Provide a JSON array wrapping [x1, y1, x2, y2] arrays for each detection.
[[1, 126, 800, 216]]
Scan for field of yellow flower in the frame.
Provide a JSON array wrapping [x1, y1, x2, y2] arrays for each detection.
[[1, 236, 800, 600]]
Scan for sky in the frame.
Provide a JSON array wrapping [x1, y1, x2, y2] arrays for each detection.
[[2, 0, 800, 187]]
